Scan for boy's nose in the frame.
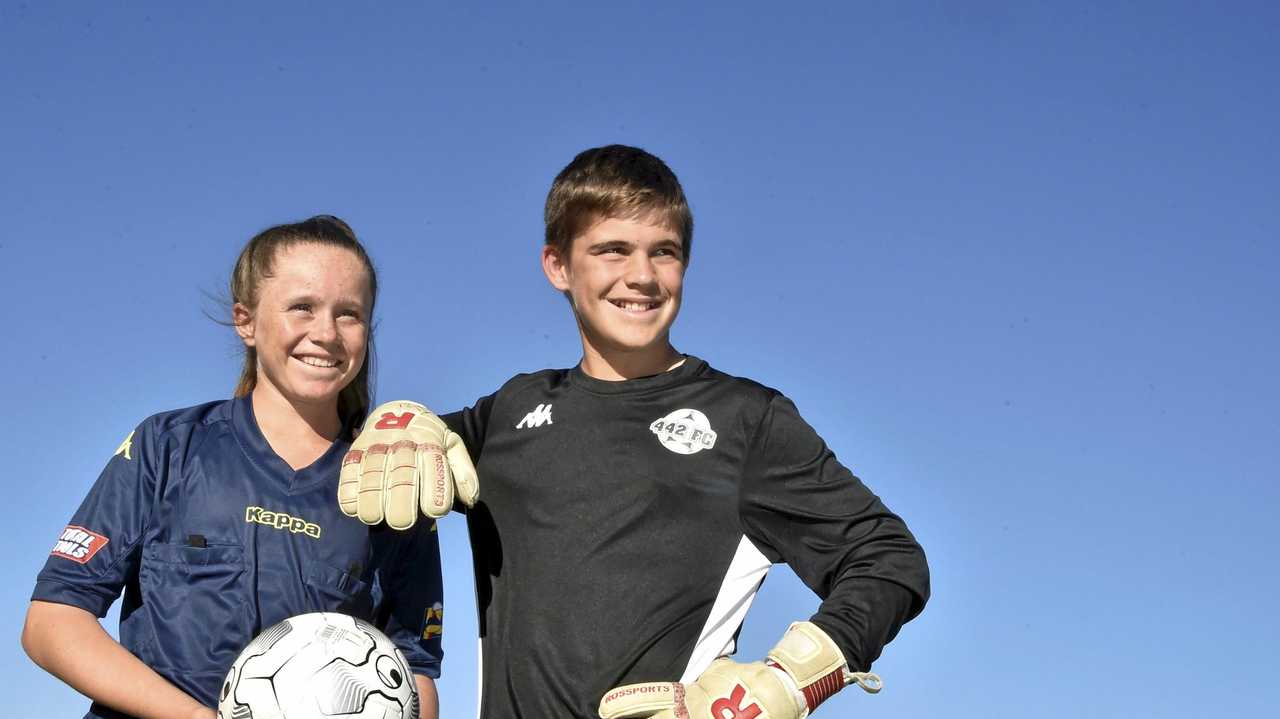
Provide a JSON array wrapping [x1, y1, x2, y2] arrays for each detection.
[[624, 254, 656, 285]]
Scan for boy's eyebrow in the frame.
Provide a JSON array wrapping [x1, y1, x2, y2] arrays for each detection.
[[649, 237, 684, 255], [586, 238, 635, 250], [584, 235, 683, 252]]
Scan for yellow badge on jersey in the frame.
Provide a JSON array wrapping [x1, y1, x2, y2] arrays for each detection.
[[423, 603, 444, 640], [114, 430, 135, 461]]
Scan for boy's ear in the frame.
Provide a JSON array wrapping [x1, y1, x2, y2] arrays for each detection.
[[541, 245, 571, 292], [232, 303, 256, 347]]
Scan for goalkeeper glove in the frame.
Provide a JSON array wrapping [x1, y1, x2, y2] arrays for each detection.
[[337, 400, 478, 530], [598, 622, 880, 719]]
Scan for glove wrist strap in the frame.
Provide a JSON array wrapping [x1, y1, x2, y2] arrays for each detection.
[[764, 660, 823, 716], [846, 670, 883, 694], [767, 622, 883, 713]]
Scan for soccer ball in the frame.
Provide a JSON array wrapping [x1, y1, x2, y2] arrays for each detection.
[[218, 612, 419, 719]]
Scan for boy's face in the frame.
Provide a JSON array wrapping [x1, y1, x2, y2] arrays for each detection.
[[542, 215, 686, 363]]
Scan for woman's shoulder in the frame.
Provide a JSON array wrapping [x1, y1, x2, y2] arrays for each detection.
[[132, 398, 236, 443]]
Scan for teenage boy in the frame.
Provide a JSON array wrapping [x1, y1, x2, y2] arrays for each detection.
[[339, 145, 930, 719]]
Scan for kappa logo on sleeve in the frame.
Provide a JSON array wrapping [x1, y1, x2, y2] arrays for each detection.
[[50, 525, 110, 564], [113, 430, 135, 461]]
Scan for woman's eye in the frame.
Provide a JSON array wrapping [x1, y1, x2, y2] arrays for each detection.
[[290, 303, 312, 313]]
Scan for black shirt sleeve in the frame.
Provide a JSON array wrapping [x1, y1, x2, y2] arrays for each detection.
[[442, 392, 497, 462], [737, 393, 929, 671]]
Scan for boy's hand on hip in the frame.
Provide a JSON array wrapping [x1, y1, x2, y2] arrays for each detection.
[[598, 622, 880, 719]]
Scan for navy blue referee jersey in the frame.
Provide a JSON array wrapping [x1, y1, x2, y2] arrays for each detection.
[[32, 396, 444, 719]]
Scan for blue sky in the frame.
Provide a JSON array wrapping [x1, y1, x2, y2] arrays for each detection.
[[3, 2, 1278, 716]]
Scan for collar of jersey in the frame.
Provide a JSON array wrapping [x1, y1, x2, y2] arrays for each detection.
[[567, 355, 706, 396], [230, 395, 353, 494]]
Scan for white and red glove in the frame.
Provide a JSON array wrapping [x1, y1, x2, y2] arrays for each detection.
[[337, 400, 479, 530], [598, 622, 880, 719]]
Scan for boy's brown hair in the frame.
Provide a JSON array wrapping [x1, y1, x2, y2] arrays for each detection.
[[544, 145, 694, 262]]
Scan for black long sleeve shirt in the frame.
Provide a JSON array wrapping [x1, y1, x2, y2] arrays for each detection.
[[445, 356, 928, 719]]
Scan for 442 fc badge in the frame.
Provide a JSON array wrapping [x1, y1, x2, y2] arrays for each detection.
[[650, 409, 718, 455]]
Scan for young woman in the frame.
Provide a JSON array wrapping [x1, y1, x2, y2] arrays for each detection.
[[23, 216, 443, 719]]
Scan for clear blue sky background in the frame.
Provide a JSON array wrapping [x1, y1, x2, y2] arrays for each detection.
[[3, 2, 1278, 716]]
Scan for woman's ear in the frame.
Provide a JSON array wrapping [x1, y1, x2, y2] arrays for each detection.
[[232, 303, 255, 347]]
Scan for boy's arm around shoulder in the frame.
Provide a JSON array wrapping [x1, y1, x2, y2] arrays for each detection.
[[338, 401, 478, 530]]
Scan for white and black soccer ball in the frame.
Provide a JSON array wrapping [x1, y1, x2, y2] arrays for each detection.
[[218, 612, 419, 719]]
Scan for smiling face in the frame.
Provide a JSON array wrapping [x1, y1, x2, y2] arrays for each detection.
[[542, 215, 686, 378], [234, 243, 372, 416]]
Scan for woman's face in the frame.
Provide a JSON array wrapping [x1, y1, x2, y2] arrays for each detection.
[[235, 242, 372, 413]]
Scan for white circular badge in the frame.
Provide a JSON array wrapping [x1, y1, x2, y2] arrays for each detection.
[[650, 409, 718, 455]]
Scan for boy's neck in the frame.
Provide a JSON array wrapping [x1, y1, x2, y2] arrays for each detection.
[[579, 343, 685, 381]]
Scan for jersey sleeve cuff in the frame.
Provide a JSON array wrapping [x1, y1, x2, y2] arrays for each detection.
[[31, 579, 116, 618], [406, 654, 442, 679]]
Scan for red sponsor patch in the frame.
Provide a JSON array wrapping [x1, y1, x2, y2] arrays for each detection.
[[50, 525, 109, 564]]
